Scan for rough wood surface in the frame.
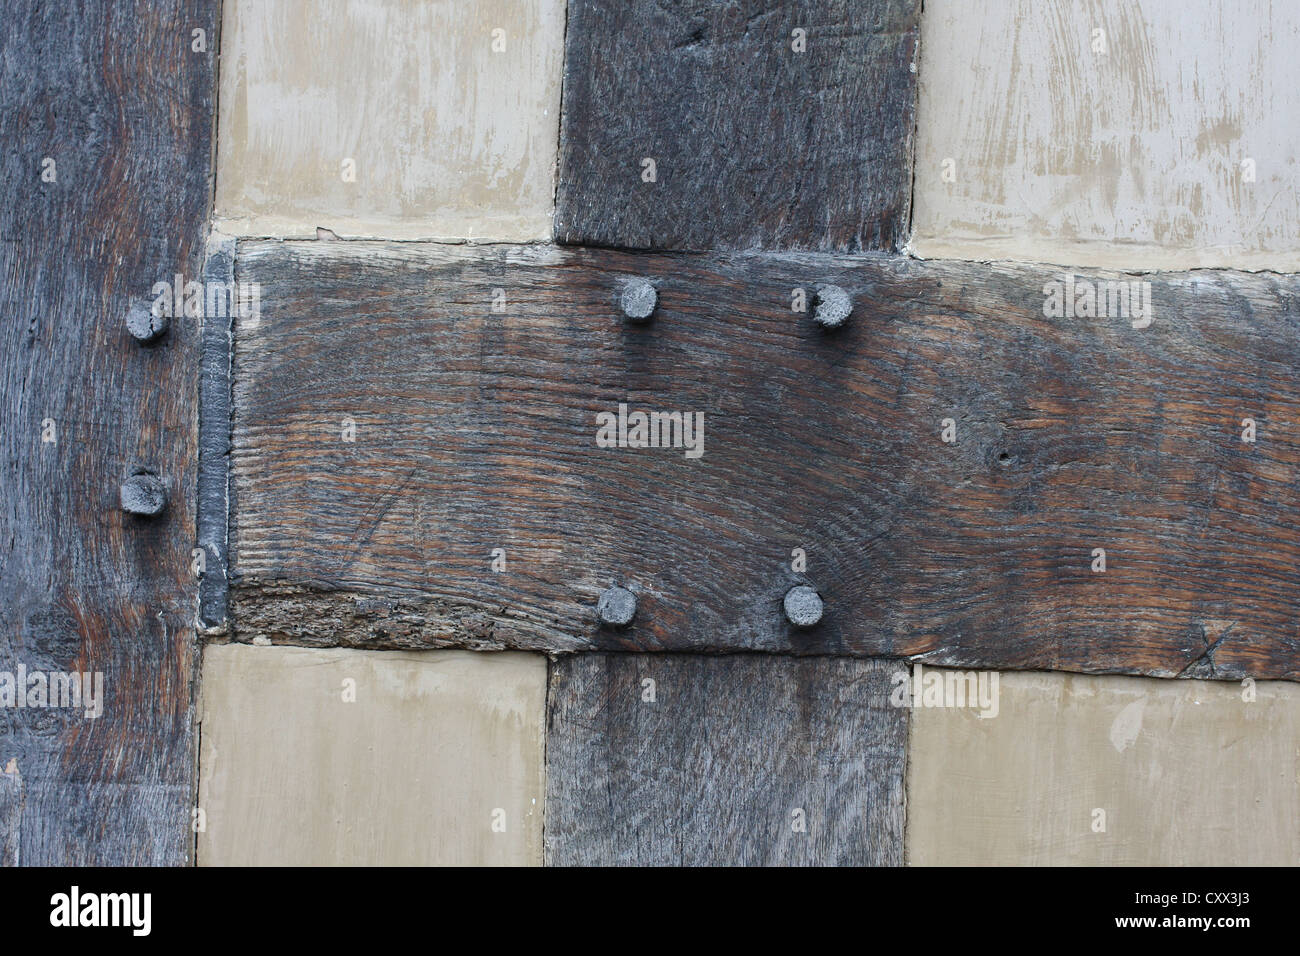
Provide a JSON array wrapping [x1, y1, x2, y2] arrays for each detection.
[[554, 0, 918, 252], [229, 240, 1300, 681], [912, 0, 1300, 271], [0, 0, 215, 863], [198, 233, 236, 629], [545, 654, 907, 865]]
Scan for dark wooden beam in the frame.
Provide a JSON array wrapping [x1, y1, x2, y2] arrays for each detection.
[[0, 0, 216, 863], [198, 233, 236, 630], [544, 654, 907, 865], [229, 240, 1300, 681], [554, 0, 919, 253]]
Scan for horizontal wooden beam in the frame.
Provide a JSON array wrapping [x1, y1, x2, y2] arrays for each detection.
[[229, 240, 1300, 680]]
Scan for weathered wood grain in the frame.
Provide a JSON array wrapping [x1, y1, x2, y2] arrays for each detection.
[[545, 654, 907, 865], [198, 232, 236, 630], [0, 764, 20, 866], [554, 0, 918, 252], [912, 0, 1300, 271], [229, 240, 1300, 681], [0, 0, 215, 863]]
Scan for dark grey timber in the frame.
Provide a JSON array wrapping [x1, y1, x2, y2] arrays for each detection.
[[0, 0, 217, 864], [545, 654, 908, 865], [227, 241, 1300, 682], [198, 232, 236, 630], [554, 0, 919, 252]]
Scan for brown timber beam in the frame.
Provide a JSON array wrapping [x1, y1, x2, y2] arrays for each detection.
[[228, 240, 1300, 681]]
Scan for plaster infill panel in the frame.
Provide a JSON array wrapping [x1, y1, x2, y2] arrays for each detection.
[[906, 669, 1300, 865], [197, 645, 546, 866], [215, 0, 565, 241], [912, 0, 1300, 271]]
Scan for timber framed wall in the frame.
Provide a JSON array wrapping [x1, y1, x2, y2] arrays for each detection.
[[2, 0, 1297, 867]]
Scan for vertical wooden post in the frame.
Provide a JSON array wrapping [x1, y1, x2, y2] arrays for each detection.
[[0, 0, 217, 864]]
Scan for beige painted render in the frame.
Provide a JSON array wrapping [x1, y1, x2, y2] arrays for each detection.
[[906, 669, 1300, 865], [215, 0, 565, 241], [912, 0, 1300, 271], [197, 645, 546, 866]]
